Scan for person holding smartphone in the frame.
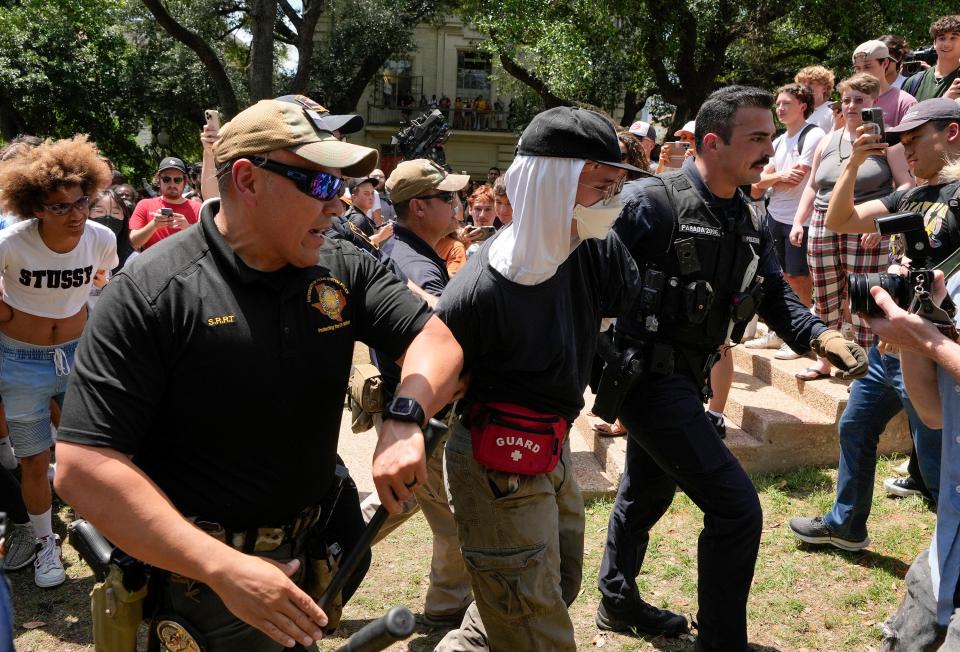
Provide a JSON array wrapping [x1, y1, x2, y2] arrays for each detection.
[[128, 157, 201, 250]]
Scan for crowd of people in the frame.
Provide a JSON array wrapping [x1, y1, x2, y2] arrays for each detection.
[[0, 12, 959, 652]]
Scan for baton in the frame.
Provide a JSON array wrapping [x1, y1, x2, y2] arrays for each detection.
[[333, 605, 416, 652], [318, 417, 448, 613]]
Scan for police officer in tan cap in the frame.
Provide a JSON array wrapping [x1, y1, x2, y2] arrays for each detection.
[[55, 97, 464, 651], [359, 159, 474, 628]]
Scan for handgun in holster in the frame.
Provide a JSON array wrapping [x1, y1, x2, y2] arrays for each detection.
[[592, 332, 645, 424], [68, 519, 150, 652]]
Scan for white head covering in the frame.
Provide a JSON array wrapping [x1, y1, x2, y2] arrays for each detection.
[[488, 155, 585, 285]]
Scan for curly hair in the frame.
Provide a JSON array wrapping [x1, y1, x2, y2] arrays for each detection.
[[616, 131, 650, 176], [0, 135, 111, 219], [838, 72, 881, 99], [931, 15, 960, 40], [492, 176, 507, 197], [775, 83, 816, 119], [794, 66, 835, 95]]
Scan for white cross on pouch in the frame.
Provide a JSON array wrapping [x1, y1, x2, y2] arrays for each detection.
[[511, 450, 523, 462]]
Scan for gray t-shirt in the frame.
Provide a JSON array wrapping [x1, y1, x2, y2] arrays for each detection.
[[813, 129, 893, 211]]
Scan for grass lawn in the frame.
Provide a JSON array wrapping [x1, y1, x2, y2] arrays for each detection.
[[11, 456, 933, 651]]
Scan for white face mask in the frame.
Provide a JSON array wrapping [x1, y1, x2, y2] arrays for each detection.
[[573, 194, 623, 240]]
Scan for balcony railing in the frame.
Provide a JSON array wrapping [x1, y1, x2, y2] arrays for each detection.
[[366, 104, 514, 132]]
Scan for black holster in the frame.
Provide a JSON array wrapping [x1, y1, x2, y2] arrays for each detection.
[[592, 333, 645, 424]]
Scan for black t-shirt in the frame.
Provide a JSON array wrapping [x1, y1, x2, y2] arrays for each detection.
[[880, 181, 960, 264], [614, 161, 827, 352], [436, 232, 640, 421], [58, 201, 431, 529], [373, 225, 450, 393], [346, 207, 377, 238]]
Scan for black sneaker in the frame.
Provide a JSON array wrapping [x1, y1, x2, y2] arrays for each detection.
[[596, 597, 688, 637], [788, 516, 869, 551], [884, 476, 922, 498], [706, 412, 726, 440]]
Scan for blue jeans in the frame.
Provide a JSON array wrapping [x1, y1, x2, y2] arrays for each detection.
[[824, 346, 942, 540]]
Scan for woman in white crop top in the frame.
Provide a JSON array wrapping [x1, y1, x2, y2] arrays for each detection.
[[0, 135, 116, 589]]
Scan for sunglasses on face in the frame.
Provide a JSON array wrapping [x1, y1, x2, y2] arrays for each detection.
[[161, 176, 184, 184], [42, 196, 90, 216], [415, 191, 457, 204], [247, 157, 345, 201], [579, 174, 626, 204]]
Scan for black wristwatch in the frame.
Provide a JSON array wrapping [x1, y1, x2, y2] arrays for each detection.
[[384, 397, 426, 429]]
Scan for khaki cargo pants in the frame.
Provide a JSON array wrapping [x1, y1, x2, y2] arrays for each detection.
[[435, 419, 585, 652], [360, 416, 473, 621]]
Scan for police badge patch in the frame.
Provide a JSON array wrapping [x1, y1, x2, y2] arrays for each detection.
[[308, 276, 352, 332]]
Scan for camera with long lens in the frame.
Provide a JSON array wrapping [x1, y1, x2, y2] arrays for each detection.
[[392, 109, 450, 166], [848, 212, 934, 316]]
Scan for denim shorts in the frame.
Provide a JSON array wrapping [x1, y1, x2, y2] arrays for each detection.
[[0, 332, 77, 458]]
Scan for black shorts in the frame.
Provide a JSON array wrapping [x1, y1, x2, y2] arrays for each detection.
[[767, 216, 809, 276]]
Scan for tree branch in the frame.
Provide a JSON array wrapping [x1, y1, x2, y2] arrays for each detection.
[[290, 0, 325, 94], [140, 0, 238, 116], [277, 0, 302, 29]]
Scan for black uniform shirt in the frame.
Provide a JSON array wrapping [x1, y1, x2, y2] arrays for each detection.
[[58, 200, 431, 529], [372, 225, 450, 394], [614, 160, 827, 352], [436, 231, 640, 421]]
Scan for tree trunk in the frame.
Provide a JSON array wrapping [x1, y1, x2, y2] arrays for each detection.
[[619, 89, 646, 127], [291, 0, 324, 94], [140, 0, 239, 117], [248, 0, 277, 101]]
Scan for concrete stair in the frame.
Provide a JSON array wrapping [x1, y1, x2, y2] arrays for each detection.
[[578, 340, 913, 486]]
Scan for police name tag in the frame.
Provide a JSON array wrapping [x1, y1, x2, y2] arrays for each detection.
[[679, 223, 721, 238]]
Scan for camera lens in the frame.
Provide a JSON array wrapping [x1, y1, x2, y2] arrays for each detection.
[[848, 273, 912, 316]]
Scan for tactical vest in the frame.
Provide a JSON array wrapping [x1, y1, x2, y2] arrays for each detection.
[[625, 170, 765, 385]]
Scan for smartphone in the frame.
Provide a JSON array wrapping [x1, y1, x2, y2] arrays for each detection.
[[158, 208, 173, 222], [901, 60, 923, 76], [475, 226, 497, 241], [665, 141, 691, 168], [860, 107, 886, 141], [204, 109, 221, 131]]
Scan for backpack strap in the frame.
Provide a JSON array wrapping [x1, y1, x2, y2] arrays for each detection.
[[903, 70, 925, 98], [796, 123, 816, 156]]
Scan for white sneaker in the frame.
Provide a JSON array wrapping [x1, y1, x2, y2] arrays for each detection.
[[744, 331, 784, 350], [774, 342, 803, 360], [0, 437, 17, 470], [894, 459, 910, 476], [34, 534, 66, 588]]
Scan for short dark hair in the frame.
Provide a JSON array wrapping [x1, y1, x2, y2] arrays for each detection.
[[775, 83, 815, 119], [393, 200, 410, 222], [931, 15, 960, 40], [488, 166, 500, 173], [695, 86, 773, 151], [878, 34, 909, 62]]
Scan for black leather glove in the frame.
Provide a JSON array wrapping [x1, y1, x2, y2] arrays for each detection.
[[811, 330, 868, 380]]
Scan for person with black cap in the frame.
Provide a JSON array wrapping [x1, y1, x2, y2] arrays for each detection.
[[433, 106, 643, 651], [596, 86, 867, 652], [128, 156, 201, 250], [788, 98, 960, 559], [345, 176, 393, 246], [54, 95, 464, 651]]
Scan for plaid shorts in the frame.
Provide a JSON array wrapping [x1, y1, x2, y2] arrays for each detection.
[[807, 208, 889, 349]]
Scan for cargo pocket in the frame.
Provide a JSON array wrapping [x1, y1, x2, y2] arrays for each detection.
[[462, 544, 546, 619]]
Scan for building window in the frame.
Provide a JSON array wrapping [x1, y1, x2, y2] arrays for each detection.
[[381, 59, 418, 107], [456, 50, 492, 101]]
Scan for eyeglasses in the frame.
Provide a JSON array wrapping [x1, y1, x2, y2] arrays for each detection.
[[160, 176, 184, 184], [414, 191, 457, 204], [247, 157, 345, 201], [41, 196, 90, 216], [578, 175, 625, 204]]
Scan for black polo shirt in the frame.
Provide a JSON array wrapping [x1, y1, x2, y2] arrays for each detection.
[[58, 201, 431, 529], [373, 224, 450, 394]]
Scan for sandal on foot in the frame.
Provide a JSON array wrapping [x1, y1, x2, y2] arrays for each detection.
[[593, 421, 627, 437], [796, 367, 830, 381]]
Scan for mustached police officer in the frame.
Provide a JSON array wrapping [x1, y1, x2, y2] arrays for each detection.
[[595, 86, 869, 652]]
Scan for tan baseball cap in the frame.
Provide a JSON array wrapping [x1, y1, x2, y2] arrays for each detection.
[[213, 98, 378, 177], [853, 40, 889, 63], [386, 159, 469, 203]]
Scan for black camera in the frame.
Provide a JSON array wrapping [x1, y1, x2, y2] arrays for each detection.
[[904, 46, 938, 66], [392, 109, 450, 166], [848, 212, 933, 316]]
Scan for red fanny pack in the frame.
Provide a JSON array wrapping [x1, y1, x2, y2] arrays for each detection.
[[468, 402, 570, 475]]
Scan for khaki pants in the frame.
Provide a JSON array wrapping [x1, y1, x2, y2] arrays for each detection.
[[435, 419, 585, 652], [360, 416, 473, 620]]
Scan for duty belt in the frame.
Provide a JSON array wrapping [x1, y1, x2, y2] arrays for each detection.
[[190, 504, 322, 554]]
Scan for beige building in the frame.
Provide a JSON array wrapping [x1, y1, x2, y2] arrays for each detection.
[[347, 16, 519, 181]]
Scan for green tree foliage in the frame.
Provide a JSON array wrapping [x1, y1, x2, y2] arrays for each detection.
[[464, 0, 959, 131]]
